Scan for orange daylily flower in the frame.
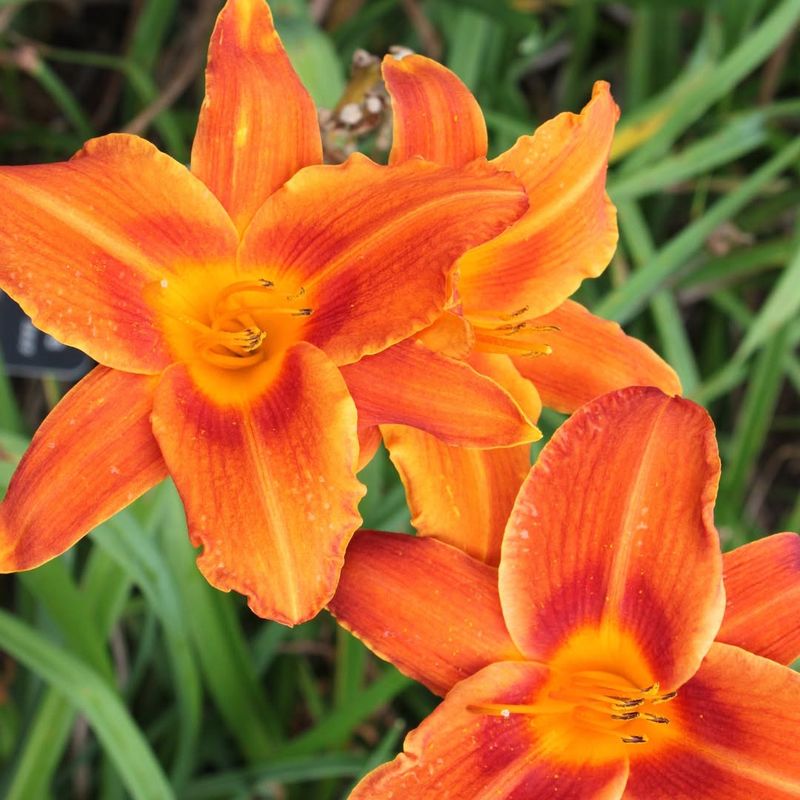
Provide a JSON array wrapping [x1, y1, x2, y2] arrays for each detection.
[[0, 0, 537, 625], [330, 387, 800, 798], [340, 56, 681, 558]]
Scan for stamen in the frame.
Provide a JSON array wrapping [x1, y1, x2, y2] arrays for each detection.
[[200, 348, 265, 370], [500, 305, 530, 319], [611, 711, 641, 721], [200, 327, 266, 354], [211, 278, 275, 317], [159, 274, 313, 371], [641, 713, 670, 724], [651, 691, 678, 704], [466, 670, 676, 747], [212, 306, 313, 330]]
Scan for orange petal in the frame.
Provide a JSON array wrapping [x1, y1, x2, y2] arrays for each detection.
[[0, 134, 238, 373], [328, 531, 522, 696], [349, 661, 629, 800], [191, 0, 322, 235], [382, 425, 530, 566], [238, 153, 528, 366], [500, 387, 724, 691], [150, 343, 364, 625], [625, 642, 800, 799], [341, 340, 538, 447], [383, 54, 487, 167], [512, 299, 682, 414], [717, 533, 800, 665], [457, 81, 619, 320], [0, 367, 166, 571]]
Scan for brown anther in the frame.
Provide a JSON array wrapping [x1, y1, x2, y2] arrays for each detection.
[[652, 691, 678, 705], [642, 713, 670, 725], [622, 735, 648, 744], [611, 711, 641, 721], [609, 697, 646, 708], [293, 308, 313, 316], [501, 305, 530, 319]]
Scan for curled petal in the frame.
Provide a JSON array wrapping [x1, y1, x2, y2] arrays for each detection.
[[382, 425, 530, 566], [0, 367, 166, 571], [468, 351, 542, 425], [150, 343, 364, 625], [512, 300, 681, 414], [356, 426, 382, 472], [329, 531, 521, 696], [415, 311, 474, 360], [625, 643, 800, 799], [238, 154, 528, 365], [0, 135, 238, 372], [458, 81, 619, 320], [349, 661, 629, 800], [717, 533, 800, 665], [383, 53, 487, 167], [341, 340, 538, 448], [500, 387, 724, 691], [192, 0, 322, 234]]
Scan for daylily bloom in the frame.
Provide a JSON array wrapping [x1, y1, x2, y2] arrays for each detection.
[[0, 0, 537, 624], [340, 57, 682, 560], [330, 387, 800, 798]]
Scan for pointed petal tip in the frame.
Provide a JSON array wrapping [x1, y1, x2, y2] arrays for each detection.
[[382, 53, 488, 167], [194, 0, 322, 232]]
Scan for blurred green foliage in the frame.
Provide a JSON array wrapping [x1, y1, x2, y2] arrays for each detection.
[[0, 0, 799, 797]]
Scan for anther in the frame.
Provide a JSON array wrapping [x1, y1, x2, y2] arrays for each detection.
[[611, 711, 641, 721], [622, 735, 648, 744], [642, 713, 670, 724], [500, 305, 530, 319], [652, 691, 678, 705]]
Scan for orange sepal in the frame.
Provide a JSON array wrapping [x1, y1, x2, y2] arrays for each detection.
[[0, 367, 167, 571], [192, 0, 322, 234], [512, 299, 682, 413], [238, 153, 527, 366], [150, 343, 364, 625], [341, 340, 538, 447], [717, 533, 800, 665], [349, 661, 629, 800], [382, 425, 530, 566], [383, 54, 487, 167], [625, 643, 800, 799], [457, 81, 619, 320], [500, 387, 724, 691], [328, 531, 522, 696], [0, 134, 238, 373]]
